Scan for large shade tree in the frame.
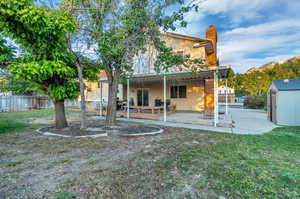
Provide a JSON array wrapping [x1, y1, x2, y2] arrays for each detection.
[[0, 0, 81, 128], [0, 36, 15, 69], [0, 35, 38, 95], [65, 3, 101, 129], [66, 0, 200, 126]]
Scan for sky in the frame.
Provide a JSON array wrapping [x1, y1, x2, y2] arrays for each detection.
[[10, 0, 300, 74], [175, 0, 300, 73]]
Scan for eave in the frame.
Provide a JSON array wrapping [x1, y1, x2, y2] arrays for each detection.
[[99, 66, 231, 83]]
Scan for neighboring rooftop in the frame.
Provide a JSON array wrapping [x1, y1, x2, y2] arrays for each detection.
[[272, 78, 300, 91]]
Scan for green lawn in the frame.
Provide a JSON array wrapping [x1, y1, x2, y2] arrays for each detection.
[[0, 109, 54, 134], [0, 109, 80, 134], [0, 110, 299, 198], [151, 126, 300, 199]]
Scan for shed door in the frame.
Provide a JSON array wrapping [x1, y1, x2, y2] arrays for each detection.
[[270, 92, 277, 123]]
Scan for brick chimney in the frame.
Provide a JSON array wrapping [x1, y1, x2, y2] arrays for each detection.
[[204, 26, 218, 114], [205, 25, 218, 67]]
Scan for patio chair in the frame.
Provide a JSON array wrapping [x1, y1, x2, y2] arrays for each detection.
[[129, 98, 135, 106], [166, 99, 171, 106], [155, 99, 162, 106]]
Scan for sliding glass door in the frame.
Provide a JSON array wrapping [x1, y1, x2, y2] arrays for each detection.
[[137, 89, 149, 106]]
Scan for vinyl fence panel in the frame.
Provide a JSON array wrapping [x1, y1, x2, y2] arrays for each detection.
[[0, 96, 79, 112]]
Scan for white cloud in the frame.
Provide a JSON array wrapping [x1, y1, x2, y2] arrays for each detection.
[[203, 0, 274, 23], [177, 0, 279, 36], [219, 19, 300, 72], [175, 21, 205, 36], [174, 0, 300, 73], [184, 0, 276, 26]]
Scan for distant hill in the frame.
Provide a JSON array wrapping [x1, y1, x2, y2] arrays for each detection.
[[225, 55, 300, 96], [246, 56, 300, 73]]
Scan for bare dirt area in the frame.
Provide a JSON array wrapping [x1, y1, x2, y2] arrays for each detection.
[[1, 111, 299, 199], [39, 121, 162, 137], [0, 116, 221, 199]]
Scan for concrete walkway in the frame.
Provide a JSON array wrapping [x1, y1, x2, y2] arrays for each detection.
[[96, 108, 278, 135], [159, 111, 232, 128], [229, 108, 278, 134]]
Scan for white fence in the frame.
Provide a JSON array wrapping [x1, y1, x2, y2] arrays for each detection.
[[0, 96, 80, 112]]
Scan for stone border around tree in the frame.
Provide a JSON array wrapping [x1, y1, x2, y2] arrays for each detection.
[[36, 127, 108, 138], [118, 128, 164, 136], [36, 126, 164, 138]]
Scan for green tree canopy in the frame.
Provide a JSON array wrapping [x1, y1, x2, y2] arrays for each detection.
[[0, 0, 82, 128], [224, 58, 300, 96], [0, 36, 15, 69], [0, 35, 37, 95], [66, 0, 200, 125]]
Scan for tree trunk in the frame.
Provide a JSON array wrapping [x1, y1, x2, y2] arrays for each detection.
[[76, 61, 87, 129], [105, 76, 119, 126], [54, 99, 68, 129]]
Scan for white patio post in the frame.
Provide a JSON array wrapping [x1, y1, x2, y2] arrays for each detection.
[[163, 75, 167, 122], [100, 81, 103, 116], [214, 71, 219, 127], [127, 78, 130, 119], [225, 79, 228, 115]]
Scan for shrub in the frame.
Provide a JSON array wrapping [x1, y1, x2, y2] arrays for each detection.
[[244, 95, 265, 109]]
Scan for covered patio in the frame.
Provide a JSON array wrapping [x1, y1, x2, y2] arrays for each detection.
[[160, 110, 233, 127], [99, 66, 230, 126]]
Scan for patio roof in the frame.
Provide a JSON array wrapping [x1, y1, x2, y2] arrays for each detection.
[[99, 66, 230, 83]]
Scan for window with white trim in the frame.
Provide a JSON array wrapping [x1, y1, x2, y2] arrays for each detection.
[[170, 85, 186, 98]]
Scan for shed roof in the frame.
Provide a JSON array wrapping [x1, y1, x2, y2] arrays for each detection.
[[272, 78, 300, 91]]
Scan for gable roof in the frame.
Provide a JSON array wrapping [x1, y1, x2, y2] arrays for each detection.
[[272, 78, 300, 91], [164, 32, 211, 43]]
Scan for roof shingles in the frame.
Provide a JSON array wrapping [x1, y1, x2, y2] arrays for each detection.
[[272, 78, 300, 91]]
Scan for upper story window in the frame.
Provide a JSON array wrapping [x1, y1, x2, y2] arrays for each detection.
[[133, 52, 155, 74], [134, 54, 146, 73], [176, 50, 184, 56], [170, 85, 187, 98]]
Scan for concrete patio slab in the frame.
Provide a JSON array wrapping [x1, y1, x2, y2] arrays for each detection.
[[229, 108, 278, 134], [95, 115, 233, 134], [95, 108, 278, 135], [158, 111, 233, 128]]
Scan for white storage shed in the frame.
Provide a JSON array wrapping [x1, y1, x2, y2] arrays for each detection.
[[268, 78, 300, 126]]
